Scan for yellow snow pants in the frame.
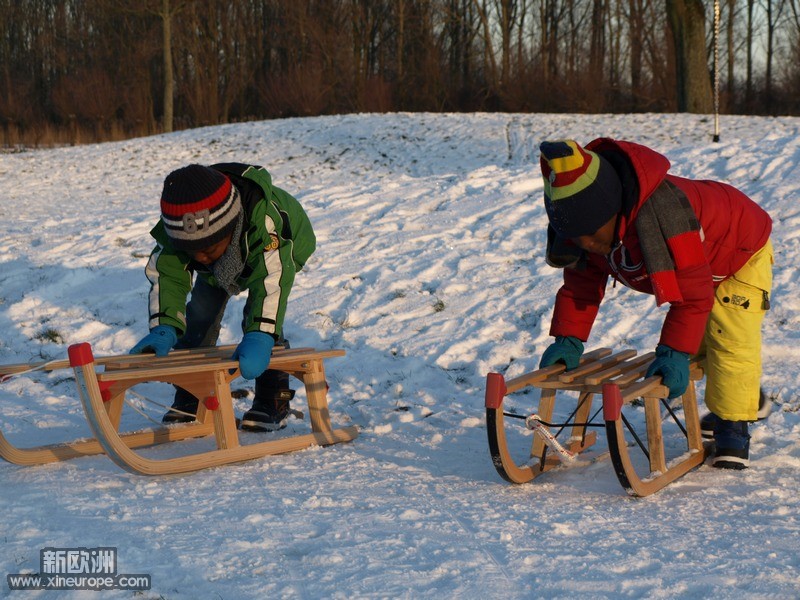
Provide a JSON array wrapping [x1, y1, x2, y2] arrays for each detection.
[[697, 239, 773, 421]]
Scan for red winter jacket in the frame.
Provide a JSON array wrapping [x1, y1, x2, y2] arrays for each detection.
[[549, 138, 772, 354]]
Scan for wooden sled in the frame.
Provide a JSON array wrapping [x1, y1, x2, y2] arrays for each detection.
[[485, 348, 708, 497], [0, 343, 358, 475]]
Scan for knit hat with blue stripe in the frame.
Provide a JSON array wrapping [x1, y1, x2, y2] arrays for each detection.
[[539, 140, 622, 238], [160, 164, 242, 252]]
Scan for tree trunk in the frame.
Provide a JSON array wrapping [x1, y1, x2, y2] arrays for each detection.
[[590, 0, 606, 80], [726, 0, 735, 103], [396, 0, 405, 82], [629, 0, 644, 109], [497, 0, 516, 89], [666, 0, 713, 113], [745, 0, 754, 110], [764, 0, 787, 114], [161, 0, 173, 133], [473, 0, 499, 93]]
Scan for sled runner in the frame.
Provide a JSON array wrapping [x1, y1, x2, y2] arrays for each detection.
[[485, 348, 708, 496], [0, 343, 358, 475]]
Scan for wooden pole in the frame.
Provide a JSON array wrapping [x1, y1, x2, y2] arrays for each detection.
[[713, 0, 721, 142]]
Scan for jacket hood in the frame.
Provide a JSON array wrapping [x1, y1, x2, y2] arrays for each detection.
[[585, 138, 671, 223]]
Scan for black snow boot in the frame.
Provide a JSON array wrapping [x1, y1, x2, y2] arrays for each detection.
[[240, 368, 295, 432]]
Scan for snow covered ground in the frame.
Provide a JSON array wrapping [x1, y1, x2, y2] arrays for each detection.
[[1, 112, 799, 599]]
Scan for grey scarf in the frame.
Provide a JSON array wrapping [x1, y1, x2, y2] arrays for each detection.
[[634, 179, 700, 305], [212, 210, 246, 295]]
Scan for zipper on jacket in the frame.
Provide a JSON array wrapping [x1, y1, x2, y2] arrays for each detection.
[[606, 243, 628, 289]]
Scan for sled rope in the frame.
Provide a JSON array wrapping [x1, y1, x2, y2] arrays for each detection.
[[525, 414, 577, 464], [132, 393, 195, 419], [123, 390, 174, 426], [0, 361, 59, 382], [503, 411, 603, 429]]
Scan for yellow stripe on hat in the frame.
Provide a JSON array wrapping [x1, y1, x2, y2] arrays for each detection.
[[547, 141, 585, 172], [544, 149, 602, 201]]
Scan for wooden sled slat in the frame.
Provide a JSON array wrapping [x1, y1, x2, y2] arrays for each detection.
[[0, 344, 328, 378], [0, 344, 357, 474], [557, 349, 638, 384], [96, 349, 345, 383], [0, 344, 240, 378], [504, 348, 612, 394], [485, 349, 709, 496], [584, 352, 655, 385], [0, 422, 216, 465]]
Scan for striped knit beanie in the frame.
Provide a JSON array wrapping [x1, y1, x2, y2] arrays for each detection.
[[539, 140, 622, 238], [159, 165, 242, 252]]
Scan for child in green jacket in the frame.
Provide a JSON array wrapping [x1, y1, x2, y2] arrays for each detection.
[[130, 163, 315, 431]]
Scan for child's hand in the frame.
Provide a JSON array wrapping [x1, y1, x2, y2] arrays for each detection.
[[539, 336, 584, 370], [646, 345, 690, 398], [232, 332, 275, 379], [129, 325, 178, 357]]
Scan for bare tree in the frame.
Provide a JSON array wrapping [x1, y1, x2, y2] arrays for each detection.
[[161, 0, 175, 132], [495, 0, 520, 89], [590, 0, 608, 82], [629, 0, 646, 108], [666, 0, 714, 112], [441, 0, 479, 107], [473, 0, 500, 93], [538, 0, 561, 98], [762, 0, 787, 113], [109, 0, 185, 132], [787, 0, 800, 108], [745, 0, 755, 109], [4, 0, 800, 145]]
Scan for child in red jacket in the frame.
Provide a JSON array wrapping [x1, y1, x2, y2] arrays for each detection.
[[538, 139, 773, 470]]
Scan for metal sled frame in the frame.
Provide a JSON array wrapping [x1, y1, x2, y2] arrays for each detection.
[[485, 349, 708, 497], [0, 343, 358, 475]]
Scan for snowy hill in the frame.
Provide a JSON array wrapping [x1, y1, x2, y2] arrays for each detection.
[[1, 112, 799, 598]]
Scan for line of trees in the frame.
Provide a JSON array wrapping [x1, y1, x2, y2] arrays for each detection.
[[1, 0, 799, 146]]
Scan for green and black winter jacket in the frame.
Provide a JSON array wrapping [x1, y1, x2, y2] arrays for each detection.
[[144, 163, 315, 338]]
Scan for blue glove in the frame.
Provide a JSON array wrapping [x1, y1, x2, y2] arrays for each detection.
[[539, 336, 584, 370], [233, 332, 275, 379], [646, 344, 690, 399], [129, 325, 178, 357]]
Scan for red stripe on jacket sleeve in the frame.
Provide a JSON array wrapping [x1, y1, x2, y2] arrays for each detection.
[[667, 230, 706, 270], [650, 271, 683, 306], [657, 261, 715, 354]]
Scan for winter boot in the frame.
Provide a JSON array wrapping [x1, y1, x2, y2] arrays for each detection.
[[240, 368, 295, 432], [711, 419, 751, 470], [700, 412, 719, 441], [701, 387, 769, 440], [162, 387, 199, 424], [240, 389, 295, 432]]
